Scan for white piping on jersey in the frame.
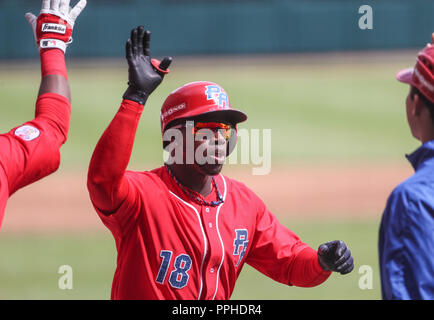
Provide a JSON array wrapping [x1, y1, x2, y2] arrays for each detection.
[[169, 191, 207, 300], [212, 174, 228, 300]]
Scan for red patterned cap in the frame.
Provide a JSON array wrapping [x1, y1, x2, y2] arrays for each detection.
[[396, 45, 434, 103]]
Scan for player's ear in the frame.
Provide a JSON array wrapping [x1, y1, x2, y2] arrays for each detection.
[[413, 93, 425, 117], [226, 124, 238, 156], [408, 87, 422, 117]]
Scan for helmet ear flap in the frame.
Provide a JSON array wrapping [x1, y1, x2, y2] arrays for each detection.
[[226, 124, 238, 156]]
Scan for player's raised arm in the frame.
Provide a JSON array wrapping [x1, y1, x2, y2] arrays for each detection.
[[22, 0, 86, 147], [0, 0, 86, 227], [87, 26, 172, 214], [26, 0, 86, 101]]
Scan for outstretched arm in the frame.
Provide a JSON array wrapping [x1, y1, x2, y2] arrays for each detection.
[[87, 26, 172, 214], [245, 197, 354, 288]]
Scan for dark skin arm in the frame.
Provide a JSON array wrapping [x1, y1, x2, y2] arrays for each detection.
[[38, 74, 71, 101]]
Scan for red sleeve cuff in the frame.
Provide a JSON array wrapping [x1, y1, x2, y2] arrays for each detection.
[[35, 92, 71, 144], [122, 99, 145, 112]]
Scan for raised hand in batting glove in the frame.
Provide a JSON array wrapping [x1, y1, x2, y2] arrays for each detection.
[[25, 0, 87, 53], [123, 26, 172, 105], [318, 240, 354, 275]]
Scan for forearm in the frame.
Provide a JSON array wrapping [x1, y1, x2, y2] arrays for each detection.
[[288, 247, 331, 287], [33, 49, 71, 143], [38, 49, 70, 100], [87, 99, 144, 213]]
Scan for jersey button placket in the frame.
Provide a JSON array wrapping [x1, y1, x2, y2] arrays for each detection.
[[201, 205, 220, 299]]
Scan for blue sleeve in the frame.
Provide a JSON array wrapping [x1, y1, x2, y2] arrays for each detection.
[[379, 188, 408, 299], [379, 186, 434, 300]]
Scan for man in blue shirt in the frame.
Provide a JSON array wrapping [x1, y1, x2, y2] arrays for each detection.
[[379, 36, 434, 300]]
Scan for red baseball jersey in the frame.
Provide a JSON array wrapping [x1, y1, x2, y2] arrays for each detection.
[[88, 100, 331, 300], [0, 93, 70, 228]]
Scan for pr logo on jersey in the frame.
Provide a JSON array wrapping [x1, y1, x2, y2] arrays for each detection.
[[233, 229, 249, 267], [14, 125, 40, 141], [205, 85, 229, 109]]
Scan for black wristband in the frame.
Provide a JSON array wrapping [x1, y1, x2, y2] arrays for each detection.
[[122, 86, 149, 105]]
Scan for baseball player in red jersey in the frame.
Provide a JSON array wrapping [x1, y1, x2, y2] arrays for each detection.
[[87, 26, 354, 300], [0, 0, 86, 229]]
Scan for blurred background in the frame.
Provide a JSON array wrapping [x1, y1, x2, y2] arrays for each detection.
[[0, 0, 433, 300]]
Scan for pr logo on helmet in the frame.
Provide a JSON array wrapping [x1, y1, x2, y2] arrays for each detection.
[[205, 85, 229, 109]]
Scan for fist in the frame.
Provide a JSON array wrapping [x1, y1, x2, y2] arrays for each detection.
[[317, 240, 354, 275]]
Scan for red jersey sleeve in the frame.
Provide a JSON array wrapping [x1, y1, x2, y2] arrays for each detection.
[[0, 92, 70, 195], [245, 195, 331, 287], [92, 170, 168, 238], [87, 99, 147, 236], [92, 171, 141, 238]]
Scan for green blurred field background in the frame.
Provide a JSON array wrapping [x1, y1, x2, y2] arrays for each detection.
[[0, 52, 419, 299]]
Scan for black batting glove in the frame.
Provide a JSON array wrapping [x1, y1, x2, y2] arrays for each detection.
[[317, 240, 354, 275], [123, 26, 172, 105]]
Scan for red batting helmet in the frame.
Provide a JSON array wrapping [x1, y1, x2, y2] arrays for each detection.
[[396, 44, 434, 103], [160, 81, 247, 134]]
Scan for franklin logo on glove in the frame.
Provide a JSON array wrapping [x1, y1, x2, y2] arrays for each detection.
[[42, 23, 67, 34]]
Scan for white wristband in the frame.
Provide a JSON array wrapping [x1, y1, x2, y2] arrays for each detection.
[[39, 38, 67, 52]]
